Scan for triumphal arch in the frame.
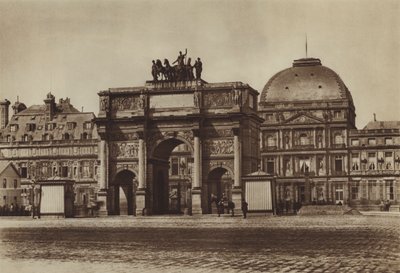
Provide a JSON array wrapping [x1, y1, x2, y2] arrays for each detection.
[[95, 57, 262, 215]]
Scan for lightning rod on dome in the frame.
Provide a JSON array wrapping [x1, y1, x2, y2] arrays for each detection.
[[305, 33, 308, 58]]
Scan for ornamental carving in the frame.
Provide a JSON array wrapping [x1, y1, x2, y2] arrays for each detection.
[[203, 91, 232, 108], [100, 96, 110, 112], [110, 142, 139, 158], [204, 139, 234, 155], [111, 96, 141, 111], [109, 132, 139, 141], [148, 130, 194, 148], [204, 160, 234, 176], [204, 129, 233, 138]]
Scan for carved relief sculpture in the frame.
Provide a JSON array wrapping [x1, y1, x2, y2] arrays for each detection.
[[204, 139, 234, 155]]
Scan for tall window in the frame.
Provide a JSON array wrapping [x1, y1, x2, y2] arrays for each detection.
[[2, 179, 6, 188], [335, 184, 344, 203], [387, 181, 394, 200], [299, 157, 310, 173], [13, 180, 17, 189], [334, 134, 343, 144], [171, 158, 179, 175], [351, 153, 360, 170], [368, 138, 376, 145], [266, 135, 276, 147], [385, 152, 393, 169], [61, 165, 68, 177], [351, 185, 359, 200], [266, 157, 275, 174], [299, 134, 309, 146], [335, 156, 343, 172], [368, 152, 376, 170], [20, 165, 28, 178]]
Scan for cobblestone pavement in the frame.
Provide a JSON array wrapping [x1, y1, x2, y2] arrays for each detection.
[[0, 215, 399, 273]]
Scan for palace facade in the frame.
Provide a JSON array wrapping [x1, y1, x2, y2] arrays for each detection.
[[0, 57, 398, 215], [0, 94, 99, 214]]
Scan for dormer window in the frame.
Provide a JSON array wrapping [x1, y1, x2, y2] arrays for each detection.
[[83, 122, 92, 130], [10, 124, 18, 132], [67, 122, 76, 130], [26, 123, 36, 131], [334, 111, 341, 118], [45, 123, 56, 131]]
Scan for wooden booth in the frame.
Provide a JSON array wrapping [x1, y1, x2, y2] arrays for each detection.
[[242, 171, 276, 214], [37, 177, 75, 218]]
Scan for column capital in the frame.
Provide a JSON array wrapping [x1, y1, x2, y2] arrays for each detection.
[[192, 129, 201, 138], [232, 127, 240, 136], [137, 131, 145, 140]]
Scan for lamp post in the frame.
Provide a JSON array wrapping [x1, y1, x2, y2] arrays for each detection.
[[31, 181, 41, 219]]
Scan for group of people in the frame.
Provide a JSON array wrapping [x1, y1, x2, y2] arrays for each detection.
[[212, 194, 249, 218], [0, 203, 31, 216], [151, 49, 203, 82], [380, 200, 391, 211]]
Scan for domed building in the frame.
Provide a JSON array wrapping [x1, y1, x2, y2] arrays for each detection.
[[259, 58, 357, 207]]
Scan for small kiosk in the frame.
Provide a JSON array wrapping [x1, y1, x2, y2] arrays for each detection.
[[37, 177, 75, 218], [242, 171, 276, 214]]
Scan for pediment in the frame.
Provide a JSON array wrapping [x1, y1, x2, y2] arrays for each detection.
[[283, 113, 324, 125]]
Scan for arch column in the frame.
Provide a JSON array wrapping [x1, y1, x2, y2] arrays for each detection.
[[191, 129, 202, 215], [232, 128, 243, 214], [136, 132, 147, 216], [97, 139, 109, 216]]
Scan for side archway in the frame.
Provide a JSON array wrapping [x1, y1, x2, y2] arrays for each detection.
[[110, 169, 137, 215], [202, 167, 233, 214]]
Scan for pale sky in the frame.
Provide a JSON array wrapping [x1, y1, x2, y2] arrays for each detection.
[[0, 0, 399, 128]]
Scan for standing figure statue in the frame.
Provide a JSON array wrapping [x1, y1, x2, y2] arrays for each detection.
[[194, 57, 203, 79], [151, 60, 158, 81], [173, 49, 187, 81], [186, 58, 194, 80]]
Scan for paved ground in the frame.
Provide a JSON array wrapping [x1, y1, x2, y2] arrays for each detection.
[[0, 215, 399, 273]]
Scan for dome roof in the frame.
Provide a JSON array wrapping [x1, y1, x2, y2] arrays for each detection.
[[260, 58, 353, 104]]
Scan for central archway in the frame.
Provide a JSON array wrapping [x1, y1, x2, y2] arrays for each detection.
[[110, 170, 136, 215], [150, 137, 193, 215], [202, 167, 233, 214]]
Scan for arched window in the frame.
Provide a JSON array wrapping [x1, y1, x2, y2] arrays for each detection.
[[299, 134, 309, 145], [82, 132, 88, 140], [334, 134, 343, 144], [266, 135, 275, 147]]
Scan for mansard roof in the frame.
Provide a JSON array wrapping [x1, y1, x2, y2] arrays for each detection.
[[363, 121, 400, 130], [0, 96, 97, 142]]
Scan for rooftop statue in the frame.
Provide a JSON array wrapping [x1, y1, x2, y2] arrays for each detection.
[[151, 49, 202, 82]]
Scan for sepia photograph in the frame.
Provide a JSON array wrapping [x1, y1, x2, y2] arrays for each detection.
[[0, 0, 399, 272]]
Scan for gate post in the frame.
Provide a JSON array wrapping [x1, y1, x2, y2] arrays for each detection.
[[191, 129, 202, 215], [136, 135, 148, 215]]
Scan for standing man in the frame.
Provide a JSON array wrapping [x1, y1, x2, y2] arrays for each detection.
[[194, 57, 203, 79], [241, 199, 248, 219]]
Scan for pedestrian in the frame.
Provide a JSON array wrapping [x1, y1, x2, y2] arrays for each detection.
[[217, 199, 224, 217], [241, 199, 248, 219], [228, 200, 235, 217], [10, 203, 14, 216], [385, 200, 391, 211], [379, 200, 384, 211]]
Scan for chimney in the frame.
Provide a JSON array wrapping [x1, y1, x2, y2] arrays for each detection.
[[373, 113, 376, 122], [44, 92, 56, 120], [0, 99, 11, 129]]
